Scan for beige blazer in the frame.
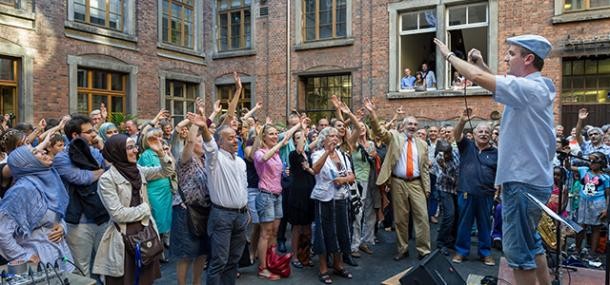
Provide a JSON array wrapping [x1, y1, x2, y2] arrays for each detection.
[[92, 155, 173, 277], [370, 119, 430, 194]]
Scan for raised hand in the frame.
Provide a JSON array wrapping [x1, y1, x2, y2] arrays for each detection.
[[396, 105, 405, 115], [255, 101, 263, 109], [196, 97, 205, 114], [578, 108, 588, 120], [213, 99, 222, 113], [233, 71, 242, 89], [147, 135, 164, 154], [363, 98, 376, 113], [100, 102, 108, 120], [468, 49, 484, 64], [38, 118, 47, 130], [186, 112, 207, 128], [338, 101, 351, 115], [265, 116, 273, 125], [433, 38, 451, 59], [330, 95, 341, 109]]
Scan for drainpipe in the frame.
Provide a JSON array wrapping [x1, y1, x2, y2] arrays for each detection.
[[286, 0, 291, 120]]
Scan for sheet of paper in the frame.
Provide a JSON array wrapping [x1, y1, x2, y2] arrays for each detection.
[[525, 193, 583, 233]]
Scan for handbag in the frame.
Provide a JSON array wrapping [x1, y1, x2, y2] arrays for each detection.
[[265, 245, 292, 278], [120, 224, 163, 266], [177, 187, 210, 237]]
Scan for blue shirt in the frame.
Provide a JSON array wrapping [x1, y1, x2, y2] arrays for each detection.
[[401, 75, 416, 89], [494, 72, 556, 187], [457, 139, 498, 196], [580, 140, 610, 167], [577, 167, 610, 201], [422, 70, 436, 88]]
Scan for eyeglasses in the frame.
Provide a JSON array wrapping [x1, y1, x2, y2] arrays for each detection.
[[126, 145, 139, 151], [82, 129, 97, 134], [106, 129, 119, 135]]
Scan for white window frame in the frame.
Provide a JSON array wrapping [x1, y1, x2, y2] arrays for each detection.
[[399, 8, 437, 35], [446, 2, 488, 30]]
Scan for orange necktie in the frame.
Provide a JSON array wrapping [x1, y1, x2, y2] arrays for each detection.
[[406, 138, 414, 178]]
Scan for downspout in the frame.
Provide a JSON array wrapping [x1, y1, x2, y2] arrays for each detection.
[[286, 0, 291, 120]]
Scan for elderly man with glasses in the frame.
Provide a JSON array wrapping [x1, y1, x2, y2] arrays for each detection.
[[574, 108, 610, 166]]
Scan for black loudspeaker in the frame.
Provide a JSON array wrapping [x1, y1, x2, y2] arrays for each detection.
[[399, 249, 465, 285]]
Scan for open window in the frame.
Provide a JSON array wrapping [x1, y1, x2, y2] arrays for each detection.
[[446, 2, 488, 90], [398, 8, 437, 91]]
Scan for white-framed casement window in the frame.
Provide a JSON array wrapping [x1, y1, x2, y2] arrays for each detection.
[[217, 0, 252, 51], [446, 2, 489, 89], [66, 0, 137, 49], [73, 0, 123, 31], [398, 7, 437, 91]]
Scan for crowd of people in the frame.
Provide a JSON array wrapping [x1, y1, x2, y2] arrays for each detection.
[[0, 34, 608, 285]]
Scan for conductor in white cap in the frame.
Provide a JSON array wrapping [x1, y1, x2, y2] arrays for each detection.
[[434, 35, 555, 284]]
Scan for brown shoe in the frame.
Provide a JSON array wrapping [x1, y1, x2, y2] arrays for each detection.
[[393, 252, 409, 261], [451, 254, 464, 263], [359, 244, 373, 255], [482, 256, 496, 266], [350, 250, 361, 258]]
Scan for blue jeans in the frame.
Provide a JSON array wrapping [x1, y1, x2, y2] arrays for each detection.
[[502, 182, 551, 270], [206, 207, 248, 285], [437, 191, 457, 249], [428, 174, 439, 217], [455, 192, 494, 258]]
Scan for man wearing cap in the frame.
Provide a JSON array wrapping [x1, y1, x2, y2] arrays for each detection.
[[434, 35, 555, 284], [574, 108, 610, 166]]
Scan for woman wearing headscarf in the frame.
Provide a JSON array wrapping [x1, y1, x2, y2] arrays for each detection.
[[97, 122, 119, 143], [93, 134, 173, 285], [0, 144, 74, 271]]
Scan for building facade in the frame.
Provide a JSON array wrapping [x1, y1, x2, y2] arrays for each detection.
[[1, 0, 609, 128]]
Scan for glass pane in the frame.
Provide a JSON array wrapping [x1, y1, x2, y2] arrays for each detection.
[[572, 77, 584, 88], [244, 9, 251, 48], [185, 7, 193, 48], [186, 84, 196, 99], [218, 0, 228, 10], [599, 58, 610, 73], [401, 12, 418, 31], [572, 60, 584, 75], [0, 58, 13, 81], [420, 10, 436, 29], [77, 69, 87, 87], [305, 0, 316, 40], [111, 73, 123, 91], [89, 0, 107, 26], [449, 6, 466, 26], [173, 81, 184, 98], [220, 13, 228, 50], [187, 101, 195, 113], [599, 75, 610, 88], [92, 95, 108, 110], [336, 0, 346, 37], [585, 77, 597, 89], [109, 12, 121, 30], [230, 11, 241, 49], [162, 14, 169, 42], [468, 4, 487, 24], [231, 0, 241, 8], [92, 70, 107, 89], [77, 93, 89, 114], [590, 0, 610, 8], [171, 3, 182, 45], [585, 59, 597, 74], [111, 96, 124, 113], [1, 87, 16, 115], [563, 61, 572, 76], [319, 0, 332, 39], [564, 0, 583, 11], [74, 0, 86, 22], [173, 100, 185, 116], [109, 0, 122, 13]]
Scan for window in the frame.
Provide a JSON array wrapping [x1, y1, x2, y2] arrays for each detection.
[[298, 74, 352, 123], [217, 0, 252, 51], [216, 83, 251, 111], [162, 0, 194, 48], [563, 0, 610, 12], [165, 80, 198, 124], [561, 56, 610, 104], [303, 0, 347, 41], [73, 0, 123, 31], [398, 8, 437, 91], [446, 3, 488, 88], [77, 68, 127, 116], [0, 56, 18, 124]]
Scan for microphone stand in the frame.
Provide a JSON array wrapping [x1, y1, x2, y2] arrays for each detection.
[[552, 155, 568, 285]]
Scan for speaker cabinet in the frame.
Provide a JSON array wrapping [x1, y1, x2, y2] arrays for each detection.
[[399, 249, 465, 285]]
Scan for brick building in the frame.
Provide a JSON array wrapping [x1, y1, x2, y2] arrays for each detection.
[[1, 0, 608, 129]]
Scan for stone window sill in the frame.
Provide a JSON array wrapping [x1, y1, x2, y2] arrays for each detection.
[[64, 21, 137, 42], [212, 49, 256, 60], [387, 87, 492, 99], [552, 9, 610, 24], [0, 5, 35, 29], [295, 38, 354, 51], [157, 42, 205, 58]]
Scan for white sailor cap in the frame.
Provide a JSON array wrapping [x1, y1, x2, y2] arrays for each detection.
[[506, 34, 552, 59]]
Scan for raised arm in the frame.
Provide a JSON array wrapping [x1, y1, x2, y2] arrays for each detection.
[[330, 95, 345, 122], [242, 102, 262, 121], [453, 108, 470, 143], [364, 98, 392, 144], [221, 72, 242, 126], [339, 102, 361, 152], [181, 121, 199, 163], [312, 142, 333, 175], [186, 112, 212, 143], [574, 108, 587, 145], [261, 121, 302, 161], [25, 119, 46, 145], [208, 100, 222, 123]]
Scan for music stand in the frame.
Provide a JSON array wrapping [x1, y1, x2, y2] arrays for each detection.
[[526, 193, 583, 285]]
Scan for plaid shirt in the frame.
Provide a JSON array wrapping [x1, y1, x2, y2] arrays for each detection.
[[432, 152, 459, 194]]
